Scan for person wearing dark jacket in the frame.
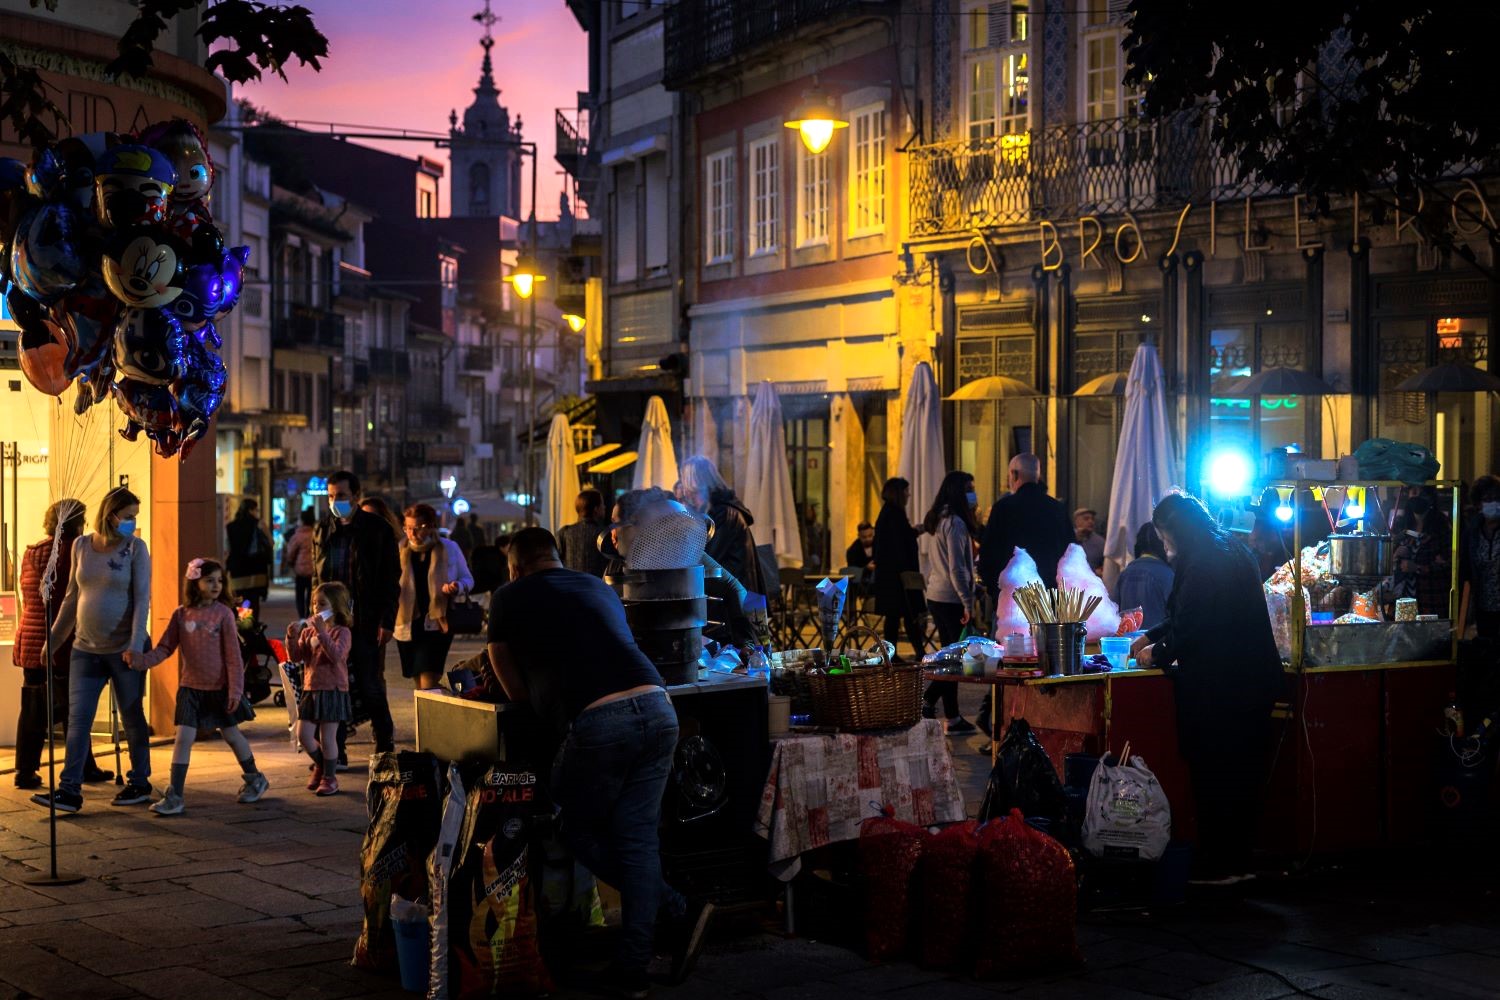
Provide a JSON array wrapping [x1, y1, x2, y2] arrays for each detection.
[[558, 489, 610, 577], [978, 453, 1074, 595], [1131, 492, 1284, 883], [845, 522, 875, 573], [313, 471, 401, 755], [225, 498, 273, 621], [679, 455, 760, 594], [872, 479, 925, 660], [12, 499, 106, 789]]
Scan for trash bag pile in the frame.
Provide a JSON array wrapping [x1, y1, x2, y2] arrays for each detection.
[[856, 806, 1080, 977], [0, 122, 247, 458], [354, 751, 446, 972]]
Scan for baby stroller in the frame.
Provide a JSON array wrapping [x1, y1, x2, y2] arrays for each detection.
[[237, 620, 276, 705]]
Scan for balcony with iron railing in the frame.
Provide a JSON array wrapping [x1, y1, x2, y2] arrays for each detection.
[[555, 108, 590, 170], [369, 347, 411, 380], [664, 0, 895, 88], [271, 308, 346, 352], [908, 108, 1298, 237]]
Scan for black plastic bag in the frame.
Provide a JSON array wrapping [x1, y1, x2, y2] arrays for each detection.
[[978, 718, 1067, 824], [353, 750, 444, 971]]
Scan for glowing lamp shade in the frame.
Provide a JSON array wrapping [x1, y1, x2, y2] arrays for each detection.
[[1275, 485, 1294, 522], [1205, 448, 1254, 499], [562, 313, 586, 333], [1275, 504, 1295, 522], [504, 256, 546, 300], [784, 85, 848, 154]]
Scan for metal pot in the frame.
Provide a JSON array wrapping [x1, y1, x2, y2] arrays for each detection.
[[1328, 533, 1392, 579]]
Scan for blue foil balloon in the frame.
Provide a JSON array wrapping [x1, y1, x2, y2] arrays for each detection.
[[112, 306, 186, 385], [112, 376, 181, 457], [10, 200, 87, 303]]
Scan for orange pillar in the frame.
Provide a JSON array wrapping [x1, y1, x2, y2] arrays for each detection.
[[146, 435, 218, 734]]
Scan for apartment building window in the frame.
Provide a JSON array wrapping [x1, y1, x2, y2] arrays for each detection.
[[966, 3, 1030, 139], [748, 136, 780, 255], [613, 165, 638, 282], [967, 59, 996, 139], [796, 144, 829, 247], [848, 104, 887, 237], [1083, 1, 1138, 122], [999, 51, 1029, 134], [644, 155, 668, 272], [705, 149, 735, 264], [439, 254, 458, 310]]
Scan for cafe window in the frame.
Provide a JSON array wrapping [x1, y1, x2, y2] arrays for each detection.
[[1207, 320, 1311, 467], [955, 329, 1039, 504], [1069, 327, 1140, 522], [1376, 315, 1493, 483]]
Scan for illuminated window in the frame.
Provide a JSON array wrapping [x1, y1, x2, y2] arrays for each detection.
[[748, 136, 780, 255], [848, 104, 887, 237], [796, 143, 829, 247], [704, 149, 735, 264], [968, 58, 996, 139]]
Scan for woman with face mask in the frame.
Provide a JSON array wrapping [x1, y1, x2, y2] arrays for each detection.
[[1128, 492, 1283, 884], [920, 471, 981, 733], [31, 487, 154, 814], [1460, 475, 1500, 640], [1393, 489, 1452, 618], [394, 503, 475, 691]]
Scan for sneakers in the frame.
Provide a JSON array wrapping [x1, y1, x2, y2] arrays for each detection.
[[315, 775, 339, 797], [83, 765, 115, 783], [668, 899, 716, 984], [237, 772, 270, 804], [150, 789, 185, 816], [945, 717, 977, 734], [306, 763, 324, 791], [111, 782, 153, 806], [14, 772, 42, 790], [30, 789, 82, 813]]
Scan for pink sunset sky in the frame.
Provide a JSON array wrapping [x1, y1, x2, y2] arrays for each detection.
[[238, 0, 588, 220]]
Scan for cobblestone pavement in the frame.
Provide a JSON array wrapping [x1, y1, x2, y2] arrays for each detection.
[[3, 587, 1499, 999]]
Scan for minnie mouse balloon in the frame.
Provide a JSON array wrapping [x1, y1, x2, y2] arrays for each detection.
[[102, 226, 187, 309], [93, 145, 175, 229], [112, 307, 186, 385]]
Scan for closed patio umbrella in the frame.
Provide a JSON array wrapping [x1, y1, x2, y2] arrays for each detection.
[[742, 381, 802, 569], [632, 395, 679, 490], [899, 361, 946, 525], [1103, 343, 1179, 590], [539, 413, 581, 533]]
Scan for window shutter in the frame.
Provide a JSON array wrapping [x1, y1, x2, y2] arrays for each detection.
[[987, 2, 1009, 47], [1107, 0, 1131, 23]]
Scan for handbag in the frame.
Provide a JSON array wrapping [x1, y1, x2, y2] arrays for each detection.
[[446, 594, 485, 635]]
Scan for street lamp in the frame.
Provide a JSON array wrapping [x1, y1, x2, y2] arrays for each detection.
[[784, 83, 848, 154], [561, 312, 585, 333], [504, 255, 545, 300]]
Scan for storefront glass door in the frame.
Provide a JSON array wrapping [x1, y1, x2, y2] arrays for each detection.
[[1376, 315, 1493, 483], [782, 396, 831, 575]]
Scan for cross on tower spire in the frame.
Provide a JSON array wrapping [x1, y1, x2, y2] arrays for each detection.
[[471, 0, 499, 94]]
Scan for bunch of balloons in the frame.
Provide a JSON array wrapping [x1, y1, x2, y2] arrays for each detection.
[[0, 120, 249, 459]]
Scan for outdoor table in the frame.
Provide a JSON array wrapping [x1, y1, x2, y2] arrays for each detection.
[[754, 718, 966, 881]]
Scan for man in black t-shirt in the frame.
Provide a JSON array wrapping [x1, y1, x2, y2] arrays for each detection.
[[486, 529, 712, 995]]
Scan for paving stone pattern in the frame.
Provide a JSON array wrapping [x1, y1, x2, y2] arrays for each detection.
[[3, 587, 1499, 999]]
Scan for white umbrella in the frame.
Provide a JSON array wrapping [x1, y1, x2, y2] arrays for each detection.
[[690, 399, 719, 462], [632, 395, 679, 490], [1103, 343, 1179, 590], [899, 361, 945, 525], [742, 381, 802, 569], [540, 413, 581, 533]]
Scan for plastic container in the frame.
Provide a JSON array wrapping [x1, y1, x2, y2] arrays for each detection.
[[1099, 636, 1131, 672], [390, 897, 431, 994]]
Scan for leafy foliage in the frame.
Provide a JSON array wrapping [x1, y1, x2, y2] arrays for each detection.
[[1122, 1, 1500, 216], [1, 0, 326, 150]]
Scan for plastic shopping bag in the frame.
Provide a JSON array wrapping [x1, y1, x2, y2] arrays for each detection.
[[992, 547, 1043, 641], [1056, 544, 1121, 639], [1081, 754, 1171, 862]]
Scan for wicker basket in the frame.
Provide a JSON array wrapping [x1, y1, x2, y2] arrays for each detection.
[[808, 627, 923, 731]]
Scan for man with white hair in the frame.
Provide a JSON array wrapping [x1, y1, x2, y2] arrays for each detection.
[[978, 453, 1075, 595]]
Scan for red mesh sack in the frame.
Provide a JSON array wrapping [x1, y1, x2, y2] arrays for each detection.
[[858, 807, 926, 962], [916, 819, 980, 971], [974, 809, 1080, 979]]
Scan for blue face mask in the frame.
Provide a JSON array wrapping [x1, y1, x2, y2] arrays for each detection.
[[965, 491, 978, 508], [330, 498, 354, 519], [116, 518, 136, 538]]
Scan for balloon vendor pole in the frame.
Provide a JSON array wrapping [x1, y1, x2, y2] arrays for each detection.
[[25, 595, 83, 887]]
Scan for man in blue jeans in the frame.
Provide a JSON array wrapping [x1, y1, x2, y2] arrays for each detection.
[[487, 528, 712, 998]]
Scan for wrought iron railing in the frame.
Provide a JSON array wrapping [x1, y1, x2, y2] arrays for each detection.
[[555, 108, 589, 165], [664, 0, 894, 87], [908, 108, 1290, 236]]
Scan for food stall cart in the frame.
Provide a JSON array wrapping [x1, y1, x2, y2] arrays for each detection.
[[990, 480, 1462, 856]]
